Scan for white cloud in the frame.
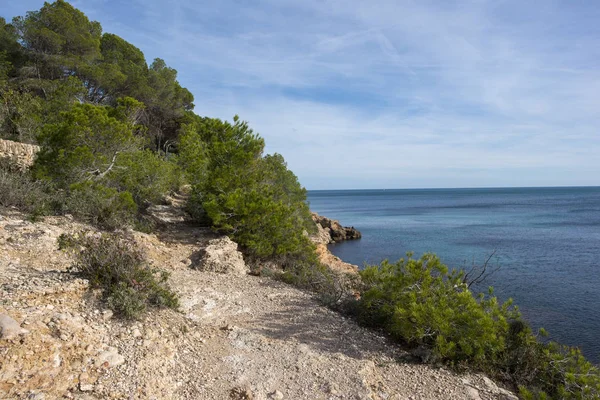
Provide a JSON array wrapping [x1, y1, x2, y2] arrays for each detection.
[[6, 0, 600, 188]]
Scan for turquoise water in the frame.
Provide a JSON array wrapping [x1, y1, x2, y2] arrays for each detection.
[[307, 187, 600, 363]]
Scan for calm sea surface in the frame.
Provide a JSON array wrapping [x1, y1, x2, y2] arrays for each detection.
[[307, 187, 600, 363]]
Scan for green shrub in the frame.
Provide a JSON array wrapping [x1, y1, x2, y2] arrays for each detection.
[[511, 335, 600, 399], [110, 149, 182, 207], [182, 116, 316, 263], [0, 88, 43, 144], [0, 159, 64, 217], [177, 123, 207, 187], [33, 102, 141, 186], [30, 101, 182, 227], [60, 231, 179, 319], [0, 160, 143, 229], [66, 182, 137, 230], [357, 253, 518, 367], [352, 252, 600, 399]]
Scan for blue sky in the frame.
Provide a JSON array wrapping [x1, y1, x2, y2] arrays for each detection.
[[4, 0, 600, 189]]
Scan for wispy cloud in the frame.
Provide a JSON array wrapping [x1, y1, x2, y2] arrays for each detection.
[[5, 0, 600, 188]]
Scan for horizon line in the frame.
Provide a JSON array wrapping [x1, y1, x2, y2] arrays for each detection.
[[307, 185, 600, 191]]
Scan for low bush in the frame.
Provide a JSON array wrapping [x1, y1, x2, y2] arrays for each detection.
[[59, 231, 179, 319], [356, 253, 517, 366], [0, 159, 64, 218], [350, 252, 600, 399], [510, 335, 600, 399], [66, 182, 137, 230], [0, 162, 141, 229]]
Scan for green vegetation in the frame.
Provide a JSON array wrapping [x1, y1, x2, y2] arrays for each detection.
[[65, 182, 137, 230], [357, 253, 516, 366], [0, 158, 62, 218], [182, 115, 316, 263], [1, 1, 315, 266], [59, 231, 179, 319], [2, 2, 599, 399], [34, 102, 141, 184], [349, 253, 600, 399]]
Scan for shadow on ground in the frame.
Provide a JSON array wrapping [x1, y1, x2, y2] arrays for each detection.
[[246, 279, 402, 361]]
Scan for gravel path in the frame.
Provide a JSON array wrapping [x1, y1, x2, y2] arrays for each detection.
[[0, 210, 518, 399]]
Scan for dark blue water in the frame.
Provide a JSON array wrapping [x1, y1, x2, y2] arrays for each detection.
[[307, 187, 600, 364]]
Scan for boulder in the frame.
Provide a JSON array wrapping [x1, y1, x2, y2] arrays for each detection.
[[95, 347, 125, 368], [193, 237, 248, 275], [311, 222, 333, 245], [0, 139, 40, 171]]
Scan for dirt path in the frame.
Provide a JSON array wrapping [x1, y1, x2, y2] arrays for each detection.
[[0, 210, 517, 399]]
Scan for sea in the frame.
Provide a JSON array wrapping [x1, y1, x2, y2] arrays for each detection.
[[307, 187, 600, 364]]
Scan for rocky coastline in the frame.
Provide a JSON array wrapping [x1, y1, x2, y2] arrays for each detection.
[[311, 212, 362, 244], [309, 213, 362, 274]]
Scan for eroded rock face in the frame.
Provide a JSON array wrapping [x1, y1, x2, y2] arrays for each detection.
[[311, 221, 333, 245], [311, 213, 362, 243], [193, 237, 248, 275], [314, 243, 358, 274]]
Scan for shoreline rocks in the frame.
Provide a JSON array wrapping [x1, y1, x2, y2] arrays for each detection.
[[309, 212, 361, 274], [311, 212, 361, 244]]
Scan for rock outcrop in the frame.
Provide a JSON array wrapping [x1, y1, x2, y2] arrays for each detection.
[[147, 204, 191, 225], [192, 237, 248, 276], [308, 213, 361, 274], [314, 243, 359, 274], [311, 212, 362, 243], [0, 139, 40, 171], [146, 191, 193, 225]]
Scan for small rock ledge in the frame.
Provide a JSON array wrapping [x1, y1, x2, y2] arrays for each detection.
[[311, 212, 362, 244]]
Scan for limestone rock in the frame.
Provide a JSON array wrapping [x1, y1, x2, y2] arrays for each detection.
[[311, 222, 333, 245], [95, 347, 125, 368], [467, 387, 482, 400], [0, 313, 29, 339], [0, 138, 40, 171], [193, 237, 248, 275], [269, 390, 284, 399], [314, 243, 359, 274], [311, 213, 361, 243], [79, 383, 94, 392]]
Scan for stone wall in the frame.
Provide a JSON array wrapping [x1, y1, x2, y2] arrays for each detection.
[[0, 139, 40, 170]]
